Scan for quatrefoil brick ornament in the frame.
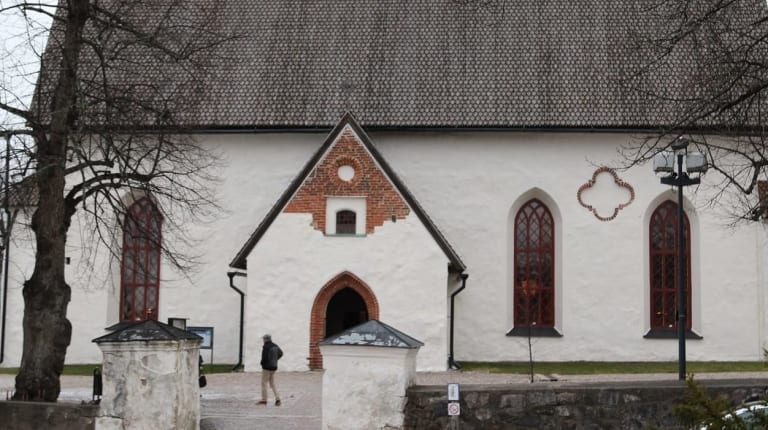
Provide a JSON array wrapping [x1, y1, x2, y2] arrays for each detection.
[[577, 167, 635, 221]]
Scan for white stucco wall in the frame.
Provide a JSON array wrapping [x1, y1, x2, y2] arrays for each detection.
[[1, 130, 765, 368], [1, 210, 34, 367], [373, 131, 761, 363], [1, 134, 320, 367], [0, 209, 112, 366], [245, 212, 449, 372]]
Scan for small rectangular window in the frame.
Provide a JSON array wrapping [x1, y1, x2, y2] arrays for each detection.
[[336, 210, 356, 234]]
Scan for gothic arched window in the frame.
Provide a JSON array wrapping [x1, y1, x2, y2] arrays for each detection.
[[513, 199, 555, 329], [120, 198, 163, 321], [649, 200, 691, 330]]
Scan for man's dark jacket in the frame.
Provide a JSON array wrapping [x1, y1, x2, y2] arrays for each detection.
[[261, 341, 283, 371]]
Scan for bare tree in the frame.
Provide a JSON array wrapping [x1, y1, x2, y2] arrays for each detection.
[[0, 0, 233, 401], [620, 0, 768, 220]]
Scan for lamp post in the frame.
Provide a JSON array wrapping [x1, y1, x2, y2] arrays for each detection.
[[653, 137, 707, 381]]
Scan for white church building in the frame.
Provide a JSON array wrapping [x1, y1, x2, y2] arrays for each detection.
[[1, 1, 767, 372]]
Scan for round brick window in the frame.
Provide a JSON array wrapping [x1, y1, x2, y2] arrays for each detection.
[[337, 165, 355, 182]]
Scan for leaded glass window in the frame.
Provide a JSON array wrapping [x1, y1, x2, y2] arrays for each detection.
[[649, 200, 691, 330], [514, 199, 555, 328], [120, 198, 162, 321]]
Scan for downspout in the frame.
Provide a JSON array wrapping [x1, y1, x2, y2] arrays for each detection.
[[227, 271, 247, 371], [0, 133, 10, 364], [448, 273, 468, 370]]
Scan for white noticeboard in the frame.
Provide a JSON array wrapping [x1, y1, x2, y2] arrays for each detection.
[[447, 383, 459, 401], [448, 402, 461, 416]]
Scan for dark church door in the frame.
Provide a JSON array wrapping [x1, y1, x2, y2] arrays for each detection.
[[324, 287, 369, 338]]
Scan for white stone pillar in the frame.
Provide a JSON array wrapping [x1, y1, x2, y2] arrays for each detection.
[[93, 321, 202, 430], [319, 320, 422, 430]]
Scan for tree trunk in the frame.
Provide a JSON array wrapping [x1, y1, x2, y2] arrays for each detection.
[[13, 0, 89, 402], [12, 128, 73, 403]]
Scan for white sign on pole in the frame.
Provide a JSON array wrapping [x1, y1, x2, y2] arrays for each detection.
[[447, 383, 459, 401], [447, 402, 461, 416]]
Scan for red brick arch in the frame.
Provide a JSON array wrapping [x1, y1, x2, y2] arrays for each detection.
[[308, 271, 379, 369]]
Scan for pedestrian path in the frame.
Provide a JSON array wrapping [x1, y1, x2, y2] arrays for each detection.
[[200, 372, 322, 430]]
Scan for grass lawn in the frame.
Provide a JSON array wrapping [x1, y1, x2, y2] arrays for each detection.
[[0, 363, 238, 376], [459, 361, 768, 375]]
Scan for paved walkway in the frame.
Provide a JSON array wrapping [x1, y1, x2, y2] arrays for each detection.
[[200, 372, 323, 430], [3, 370, 768, 429]]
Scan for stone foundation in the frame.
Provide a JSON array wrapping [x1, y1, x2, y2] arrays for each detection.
[[404, 379, 768, 430], [0, 400, 98, 430]]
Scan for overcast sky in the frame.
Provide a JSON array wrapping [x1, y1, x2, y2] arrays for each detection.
[[0, 1, 55, 131]]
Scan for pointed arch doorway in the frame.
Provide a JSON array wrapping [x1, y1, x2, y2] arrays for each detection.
[[309, 272, 379, 369]]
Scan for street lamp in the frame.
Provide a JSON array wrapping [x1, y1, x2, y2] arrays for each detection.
[[653, 137, 707, 381]]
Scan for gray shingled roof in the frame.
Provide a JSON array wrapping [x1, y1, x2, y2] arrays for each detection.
[[202, 1, 686, 129], [318, 319, 424, 349], [37, 0, 766, 130], [93, 319, 202, 344]]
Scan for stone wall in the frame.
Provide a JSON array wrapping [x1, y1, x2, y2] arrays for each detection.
[[0, 401, 98, 430], [404, 379, 768, 430]]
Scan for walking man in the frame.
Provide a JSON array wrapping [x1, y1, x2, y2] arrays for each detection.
[[258, 334, 283, 406]]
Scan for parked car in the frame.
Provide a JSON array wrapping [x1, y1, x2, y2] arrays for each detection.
[[699, 401, 768, 429]]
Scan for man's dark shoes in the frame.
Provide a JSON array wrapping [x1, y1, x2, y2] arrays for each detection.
[[257, 400, 267, 405], [275, 399, 281, 406]]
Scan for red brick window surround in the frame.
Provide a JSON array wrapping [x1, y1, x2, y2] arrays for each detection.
[[120, 197, 163, 321], [649, 200, 691, 330], [513, 199, 555, 329], [308, 272, 379, 369]]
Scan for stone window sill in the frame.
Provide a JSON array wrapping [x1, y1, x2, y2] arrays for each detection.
[[506, 327, 563, 337], [643, 328, 703, 340], [326, 234, 366, 237]]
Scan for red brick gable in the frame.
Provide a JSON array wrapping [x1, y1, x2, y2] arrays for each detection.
[[284, 127, 410, 234], [230, 113, 465, 272]]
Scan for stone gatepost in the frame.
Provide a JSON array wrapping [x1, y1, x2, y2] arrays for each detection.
[[92, 320, 202, 430], [319, 319, 423, 430]]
